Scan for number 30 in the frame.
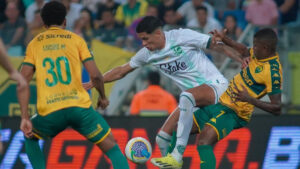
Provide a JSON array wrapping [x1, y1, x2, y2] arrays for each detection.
[[43, 56, 71, 87]]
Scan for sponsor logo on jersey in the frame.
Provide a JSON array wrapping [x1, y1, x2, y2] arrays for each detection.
[[159, 60, 187, 74]]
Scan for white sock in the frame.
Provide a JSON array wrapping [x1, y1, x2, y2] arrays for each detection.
[[171, 92, 195, 162], [156, 130, 172, 156]]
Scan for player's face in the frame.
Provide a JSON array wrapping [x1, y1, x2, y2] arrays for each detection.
[[137, 30, 164, 51], [253, 38, 266, 59]]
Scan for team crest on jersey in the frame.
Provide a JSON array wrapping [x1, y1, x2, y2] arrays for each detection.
[[255, 65, 263, 73], [171, 46, 183, 56]]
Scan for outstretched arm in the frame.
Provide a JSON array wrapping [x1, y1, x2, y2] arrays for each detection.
[[103, 63, 135, 83], [209, 41, 244, 63], [211, 29, 249, 57]]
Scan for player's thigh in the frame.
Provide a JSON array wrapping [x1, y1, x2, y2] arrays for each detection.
[[69, 107, 111, 145], [160, 107, 179, 135], [186, 84, 216, 106], [205, 103, 247, 141], [31, 110, 68, 139]]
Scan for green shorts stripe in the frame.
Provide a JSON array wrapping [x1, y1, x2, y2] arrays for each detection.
[[193, 103, 248, 140]]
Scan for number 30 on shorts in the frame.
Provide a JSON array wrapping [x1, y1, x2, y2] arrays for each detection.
[[43, 56, 72, 87]]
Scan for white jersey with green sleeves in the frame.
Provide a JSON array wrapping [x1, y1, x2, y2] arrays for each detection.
[[129, 28, 227, 91]]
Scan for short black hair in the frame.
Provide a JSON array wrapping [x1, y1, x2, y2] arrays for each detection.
[[41, 1, 67, 27], [254, 28, 278, 53], [196, 6, 207, 13], [147, 71, 160, 85], [136, 16, 163, 34]]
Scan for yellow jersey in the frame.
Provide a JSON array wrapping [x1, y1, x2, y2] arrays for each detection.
[[219, 48, 282, 121], [23, 27, 92, 116]]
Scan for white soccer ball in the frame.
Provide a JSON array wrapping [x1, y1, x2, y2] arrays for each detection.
[[125, 137, 152, 164]]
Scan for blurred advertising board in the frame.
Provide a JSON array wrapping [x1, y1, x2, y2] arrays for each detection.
[[0, 115, 299, 169]]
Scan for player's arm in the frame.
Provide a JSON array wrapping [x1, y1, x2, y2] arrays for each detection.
[[234, 85, 282, 116], [211, 30, 249, 57], [0, 39, 27, 90], [209, 40, 244, 63], [103, 63, 136, 83], [19, 65, 34, 138], [83, 60, 109, 108]]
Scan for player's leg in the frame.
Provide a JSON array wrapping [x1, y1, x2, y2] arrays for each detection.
[[195, 104, 247, 169], [151, 105, 211, 168], [26, 111, 68, 169], [156, 107, 179, 156], [71, 107, 129, 169], [171, 84, 215, 162]]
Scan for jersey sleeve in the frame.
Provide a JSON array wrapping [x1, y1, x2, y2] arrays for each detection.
[[23, 41, 35, 67], [265, 60, 282, 95], [78, 37, 93, 63], [130, 93, 141, 115], [179, 29, 211, 49], [129, 47, 149, 68]]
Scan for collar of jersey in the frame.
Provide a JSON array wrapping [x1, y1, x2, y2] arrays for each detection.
[[256, 53, 279, 62], [49, 26, 62, 30]]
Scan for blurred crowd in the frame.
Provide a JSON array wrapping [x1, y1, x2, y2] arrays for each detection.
[[0, 0, 299, 56]]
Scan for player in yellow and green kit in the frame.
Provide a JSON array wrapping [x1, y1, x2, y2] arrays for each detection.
[[152, 28, 282, 169], [17, 1, 129, 169]]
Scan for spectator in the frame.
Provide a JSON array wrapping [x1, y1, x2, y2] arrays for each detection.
[[115, 0, 148, 27], [1, 0, 26, 25], [187, 6, 222, 34], [25, 0, 45, 27], [94, 9, 127, 47], [61, 0, 83, 30], [73, 8, 94, 46], [224, 15, 242, 40], [274, 0, 299, 24], [126, 5, 158, 50], [177, 0, 215, 24], [246, 0, 278, 26], [158, 0, 181, 22], [25, 9, 46, 45], [0, 1, 26, 56], [95, 0, 120, 29], [130, 71, 177, 116], [163, 8, 180, 31], [82, 0, 99, 14]]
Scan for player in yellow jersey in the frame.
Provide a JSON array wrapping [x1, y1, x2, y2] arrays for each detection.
[[151, 28, 282, 169], [17, 1, 129, 169]]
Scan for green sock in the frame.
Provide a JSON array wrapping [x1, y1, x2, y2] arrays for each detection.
[[197, 145, 216, 169], [167, 131, 177, 154], [24, 137, 46, 169], [105, 145, 129, 169]]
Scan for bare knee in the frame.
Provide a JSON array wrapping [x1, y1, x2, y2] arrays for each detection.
[[197, 125, 218, 146]]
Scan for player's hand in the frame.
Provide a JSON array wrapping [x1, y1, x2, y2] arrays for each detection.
[[233, 84, 252, 102], [241, 57, 250, 69], [20, 118, 33, 138], [97, 97, 109, 109], [83, 81, 94, 90], [210, 29, 227, 43], [9, 70, 27, 90]]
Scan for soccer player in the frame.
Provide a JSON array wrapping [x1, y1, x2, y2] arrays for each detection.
[[0, 38, 27, 89], [152, 28, 282, 169], [17, 2, 129, 169], [84, 16, 244, 166]]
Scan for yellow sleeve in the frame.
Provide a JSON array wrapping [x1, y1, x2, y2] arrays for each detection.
[[78, 37, 93, 63], [115, 6, 124, 23], [265, 61, 282, 95], [23, 42, 35, 67]]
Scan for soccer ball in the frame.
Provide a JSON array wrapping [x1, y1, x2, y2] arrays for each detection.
[[125, 137, 152, 164]]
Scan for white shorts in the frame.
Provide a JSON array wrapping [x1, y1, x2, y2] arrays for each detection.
[[207, 81, 229, 104]]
